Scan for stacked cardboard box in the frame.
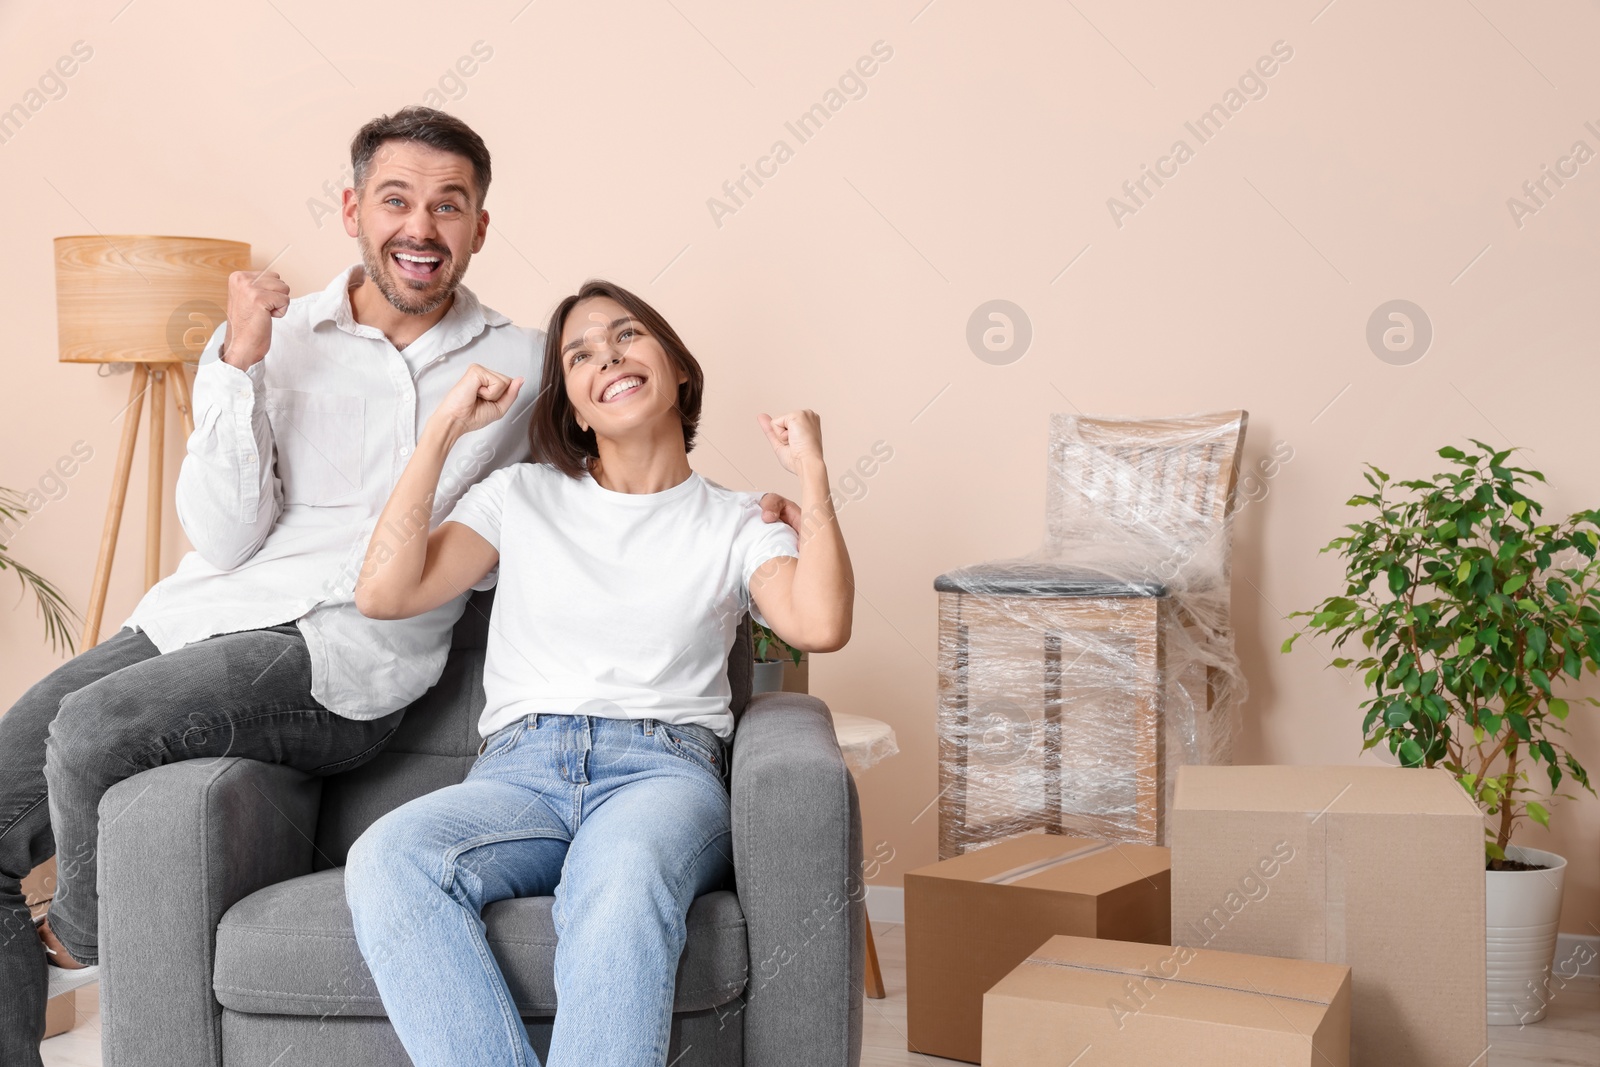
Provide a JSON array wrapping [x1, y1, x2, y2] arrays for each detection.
[[1170, 765, 1486, 1066], [907, 765, 1489, 1064], [983, 933, 1351, 1065], [905, 834, 1171, 1063]]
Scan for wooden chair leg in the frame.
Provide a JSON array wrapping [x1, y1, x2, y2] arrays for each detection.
[[1131, 601, 1167, 845], [864, 907, 885, 999], [937, 612, 971, 860], [1043, 632, 1062, 835]]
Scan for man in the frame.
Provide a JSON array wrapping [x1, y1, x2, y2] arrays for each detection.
[[0, 106, 794, 1066]]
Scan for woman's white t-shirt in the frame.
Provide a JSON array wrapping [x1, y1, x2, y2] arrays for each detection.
[[443, 464, 799, 740]]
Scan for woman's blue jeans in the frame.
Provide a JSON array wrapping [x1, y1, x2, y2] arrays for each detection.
[[344, 712, 734, 1067]]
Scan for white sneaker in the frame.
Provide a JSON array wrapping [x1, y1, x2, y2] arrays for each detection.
[[34, 914, 100, 998], [47, 962, 99, 1000]]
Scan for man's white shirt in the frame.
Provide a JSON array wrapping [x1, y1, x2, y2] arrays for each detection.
[[124, 265, 542, 718]]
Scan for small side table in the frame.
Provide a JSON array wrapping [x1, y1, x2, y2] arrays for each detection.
[[832, 713, 898, 1000]]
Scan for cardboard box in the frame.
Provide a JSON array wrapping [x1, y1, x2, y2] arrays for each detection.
[[43, 991, 75, 1039], [983, 934, 1351, 1065], [906, 834, 1171, 1063], [1171, 765, 1486, 1067]]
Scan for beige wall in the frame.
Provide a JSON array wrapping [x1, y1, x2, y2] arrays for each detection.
[[2, 1, 1596, 934]]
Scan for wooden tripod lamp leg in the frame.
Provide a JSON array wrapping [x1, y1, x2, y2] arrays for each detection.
[[168, 361, 196, 439], [145, 367, 166, 591], [81, 365, 149, 651]]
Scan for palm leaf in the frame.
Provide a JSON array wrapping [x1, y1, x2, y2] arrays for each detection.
[[0, 487, 79, 655]]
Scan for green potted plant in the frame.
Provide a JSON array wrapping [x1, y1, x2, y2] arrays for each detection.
[[752, 621, 802, 695], [1, 487, 78, 654], [1284, 441, 1597, 1025]]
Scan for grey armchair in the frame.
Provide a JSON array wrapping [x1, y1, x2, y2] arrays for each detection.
[[96, 590, 865, 1066]]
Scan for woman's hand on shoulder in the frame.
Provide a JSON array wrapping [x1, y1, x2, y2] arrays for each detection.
[[430, 364, 524, 440], [758, 410, 825, 476]]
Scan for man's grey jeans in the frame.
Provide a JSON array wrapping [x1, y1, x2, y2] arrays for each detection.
[[0, 624, 404, 1067]]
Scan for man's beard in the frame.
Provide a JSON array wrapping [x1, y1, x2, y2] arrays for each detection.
[[356, 226, 469, 316]]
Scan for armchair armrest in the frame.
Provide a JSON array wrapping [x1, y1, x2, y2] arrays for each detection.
[[99, 758, 322, 1067], [729, 692, 864, 1067]]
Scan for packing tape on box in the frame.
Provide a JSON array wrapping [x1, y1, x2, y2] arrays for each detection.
[[985, 841, 1115, 885], [1018, 955, 1337, 1008]]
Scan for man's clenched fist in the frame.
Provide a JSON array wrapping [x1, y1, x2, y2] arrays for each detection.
[[220, 270, 291, 370]]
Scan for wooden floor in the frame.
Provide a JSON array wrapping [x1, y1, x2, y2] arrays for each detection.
[[41, 922, 1600, 1065]]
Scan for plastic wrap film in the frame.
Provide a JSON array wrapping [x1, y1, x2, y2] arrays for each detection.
[[934, 412, 1248, 854], [831, 712, 900, 775]]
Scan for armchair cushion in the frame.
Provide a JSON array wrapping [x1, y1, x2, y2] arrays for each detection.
[[213, 869, 748, 1017]]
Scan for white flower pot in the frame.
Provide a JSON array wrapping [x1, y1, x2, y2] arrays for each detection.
[[752, 660, 785, 695], [1485, 844, 1567, 1025]]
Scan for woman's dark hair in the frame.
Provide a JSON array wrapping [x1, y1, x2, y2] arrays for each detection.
[[531, 280, 705, 478], [350, 107, 492, 206]]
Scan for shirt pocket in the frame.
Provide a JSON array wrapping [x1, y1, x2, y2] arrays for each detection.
[[264, 389, 366, 506]]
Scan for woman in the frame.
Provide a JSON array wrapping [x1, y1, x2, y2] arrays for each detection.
[[344, 279, 852, 1067]]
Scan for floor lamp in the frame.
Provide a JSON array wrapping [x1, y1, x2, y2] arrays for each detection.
[[54, 235, 251, 650]]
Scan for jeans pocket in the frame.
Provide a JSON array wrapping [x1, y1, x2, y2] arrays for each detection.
[[659, 723, 724, 778], [313, 718, 401, 776], [471, 719, 527, 772]]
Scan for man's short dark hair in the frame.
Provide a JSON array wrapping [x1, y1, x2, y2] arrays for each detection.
[[350, 107, 492, 206]]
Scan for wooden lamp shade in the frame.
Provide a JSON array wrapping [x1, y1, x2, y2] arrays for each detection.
[[55, 235, 249, 363], [55, 233, 252, 649]]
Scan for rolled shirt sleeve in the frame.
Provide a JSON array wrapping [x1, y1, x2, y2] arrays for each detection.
[[173, 325, 281, 571]]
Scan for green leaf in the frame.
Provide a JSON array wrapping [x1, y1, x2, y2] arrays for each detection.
[[1280, 633, 1299, 654], [1388, 565, 1409, 596], [1527, 801, 1550, 828], [1399, 738, 1426, 766], [1503, 573, 1528, 595], [1550, 698, 1570, 721], [1457, 560, 1472, 584]]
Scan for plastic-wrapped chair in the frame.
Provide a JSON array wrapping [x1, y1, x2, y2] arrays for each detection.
[[933, 411, 1248, 856]]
